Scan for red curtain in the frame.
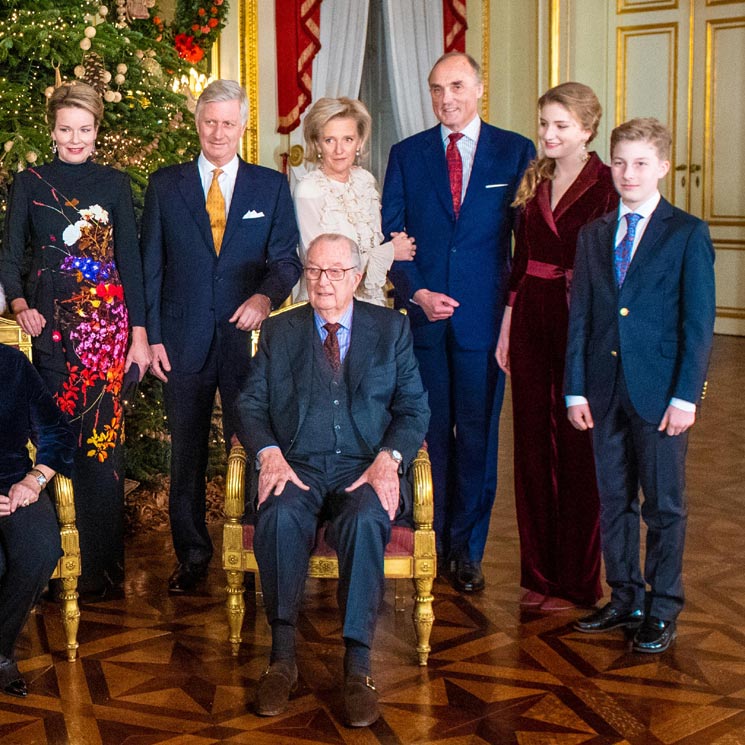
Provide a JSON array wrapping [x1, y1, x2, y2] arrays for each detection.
[[275, 0, 322, 135], [443, 0, 467, 53]]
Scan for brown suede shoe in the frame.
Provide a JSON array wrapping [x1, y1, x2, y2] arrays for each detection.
[[343, 674, 379, 727], [254, 661, 298, 716]]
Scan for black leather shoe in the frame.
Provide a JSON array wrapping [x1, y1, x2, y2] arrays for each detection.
[[452, 560, 485, 593], [168, 562, 209, 594], [255, 661, 298, 716], [436, 553, 455, 578], [574, 604, 644, 633], [633, 617, 676, 654], [2, 677, 28, 698], [344, 674, 379, 727]]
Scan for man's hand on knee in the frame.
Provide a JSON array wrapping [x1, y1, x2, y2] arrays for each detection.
[[345, 453, 400, 520], [257, 447, 309, 505]]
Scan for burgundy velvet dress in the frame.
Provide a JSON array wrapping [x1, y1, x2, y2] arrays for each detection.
[[507, 153, 618, 605]]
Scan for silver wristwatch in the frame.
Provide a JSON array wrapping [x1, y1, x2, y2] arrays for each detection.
[[379, 447, 403, 467], [27, 467, 48, 489]]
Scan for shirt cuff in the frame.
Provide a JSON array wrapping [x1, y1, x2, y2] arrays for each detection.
[[669, 397, 696, 413], [255, 444, 280, 469], [565, 395, 588, 408]]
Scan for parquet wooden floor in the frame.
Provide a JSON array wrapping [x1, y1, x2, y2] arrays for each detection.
[[3, 334, 745, 744]]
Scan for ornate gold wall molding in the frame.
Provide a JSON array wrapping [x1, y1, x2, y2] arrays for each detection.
[[239, 0, 259, 164], [617, 0, 678, 12], [548, 0, 560, 87], [481, 0, 490, 120]]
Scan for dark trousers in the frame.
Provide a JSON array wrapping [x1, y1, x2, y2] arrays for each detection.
[[0, 494, 62, 659], [164, 340, 247, 566], [592, 367, 688, 621], [414, 326, 504, 562], [253, 455, 393, 647]]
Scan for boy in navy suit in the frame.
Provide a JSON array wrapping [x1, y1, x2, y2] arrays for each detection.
[[564, 118, 715, 653]]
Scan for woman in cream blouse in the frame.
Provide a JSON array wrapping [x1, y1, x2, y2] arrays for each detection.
[[293, 97, 415, 305]]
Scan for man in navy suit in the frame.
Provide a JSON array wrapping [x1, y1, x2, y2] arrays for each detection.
[[565, 118, 715, 653], [241, 233, 429, 726], [382, 52, 534, 592], [141, 80, 301, 593]]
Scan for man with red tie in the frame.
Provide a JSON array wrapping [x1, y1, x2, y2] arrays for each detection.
[[382, 52, 535, 593]]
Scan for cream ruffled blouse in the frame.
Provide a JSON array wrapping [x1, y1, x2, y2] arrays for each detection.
[[292, 166, 394, 306]]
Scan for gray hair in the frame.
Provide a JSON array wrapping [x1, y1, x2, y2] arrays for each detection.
[[306, 233, 362, 270], [0, 282, 5, 315], [195, 80, 249, 127], [428, 51, 482, 85]]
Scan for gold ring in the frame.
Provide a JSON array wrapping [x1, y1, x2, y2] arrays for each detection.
[[23, 499, 30, 507]]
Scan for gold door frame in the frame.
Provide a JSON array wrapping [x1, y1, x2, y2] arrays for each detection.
[[239, 0, 259, 164]]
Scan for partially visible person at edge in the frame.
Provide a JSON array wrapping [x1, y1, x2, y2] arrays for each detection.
[[1, 283, 76, 699], [292, 96, 416, 306], [495, 82, 618, 612], [382, 52, 535, 593], [0, 82, 150, 599], [140, 79, 302, 595]]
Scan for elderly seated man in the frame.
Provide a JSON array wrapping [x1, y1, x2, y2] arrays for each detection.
[[239, 232, 429, 727]]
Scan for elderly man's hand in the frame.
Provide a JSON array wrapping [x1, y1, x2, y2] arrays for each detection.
[[0, 473, 44, 516], [257, 447, 309, 505], [346, 452, 400, 520]]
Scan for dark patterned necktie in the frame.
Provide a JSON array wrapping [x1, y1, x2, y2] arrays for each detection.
[[615, 212, 642, 287], [446, 132, 464, 217], [323, 322, 341, 372]]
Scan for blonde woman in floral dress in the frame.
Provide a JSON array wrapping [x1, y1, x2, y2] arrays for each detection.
[[293, 97, 416, 306], [0, 83, 150, 598]]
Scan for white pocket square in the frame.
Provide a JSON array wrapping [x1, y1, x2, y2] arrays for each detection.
[[485, 183, 508, 189], [243, 209, 265, 219]]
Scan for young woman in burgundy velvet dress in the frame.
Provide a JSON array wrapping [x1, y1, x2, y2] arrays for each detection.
[[496, 83, 618, 611]]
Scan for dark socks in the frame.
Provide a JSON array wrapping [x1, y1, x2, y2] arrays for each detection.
[[270, 620, 296, 665], [344, 638, 371, 678]]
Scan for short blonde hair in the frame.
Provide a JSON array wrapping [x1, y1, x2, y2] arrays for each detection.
[[47, 82, 104, 130], [302, 97, 372, 165], [611, 117, 672, 160]]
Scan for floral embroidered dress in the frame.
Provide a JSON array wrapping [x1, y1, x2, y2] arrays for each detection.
[[292, 166, 394, 305], [0, 157, 146, 594]]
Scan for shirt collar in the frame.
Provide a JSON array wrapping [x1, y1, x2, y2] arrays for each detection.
[[314, 301, 354, 332], [619, 190, 661, 221], [198, 152, 239, 181], [440, 115, 481, 145]]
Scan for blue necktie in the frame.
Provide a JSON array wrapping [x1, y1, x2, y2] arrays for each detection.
[[615, 212, 642, 287]]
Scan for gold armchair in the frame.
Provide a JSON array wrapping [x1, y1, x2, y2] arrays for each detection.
[[0, 316, 80, 662], [221, 305, 436, 666]]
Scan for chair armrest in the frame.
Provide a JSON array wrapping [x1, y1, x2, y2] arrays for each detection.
[[225, 444, 247, 521], [53, 474, 76, 529], [411, 447, 433, 531]]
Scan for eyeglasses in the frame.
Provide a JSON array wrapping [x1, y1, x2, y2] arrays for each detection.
[[303, 266, 357, 282]]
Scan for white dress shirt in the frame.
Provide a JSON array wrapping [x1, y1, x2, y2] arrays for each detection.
[[440, 115, 481, 201]]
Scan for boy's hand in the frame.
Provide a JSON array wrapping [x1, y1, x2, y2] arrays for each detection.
[[567, 403, 594, 431], [658, 405, 695, 436]]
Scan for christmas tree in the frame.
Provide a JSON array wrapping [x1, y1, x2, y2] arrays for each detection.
[[0, 0, 228, 483]]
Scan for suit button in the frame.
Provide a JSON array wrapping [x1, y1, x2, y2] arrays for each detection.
[[335, 449, 341, 454], [619, 307, 629, 316], [333, 400, 340, 406], [611, 350, 618, 357]]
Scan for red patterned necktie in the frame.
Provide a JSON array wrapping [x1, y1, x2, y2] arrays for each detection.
[[447, 132, 464, 217], [323, 322, 341, 372]]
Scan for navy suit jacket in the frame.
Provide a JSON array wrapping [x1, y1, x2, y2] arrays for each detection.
[[140, 157, 301, 374], [382, 121, 535, 351], [565, 197, 716, 424], [239, 301, 430, 471]]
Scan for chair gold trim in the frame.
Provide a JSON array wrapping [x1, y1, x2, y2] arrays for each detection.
[[0, 316, 80, 661], [222, 303, 436, 665]]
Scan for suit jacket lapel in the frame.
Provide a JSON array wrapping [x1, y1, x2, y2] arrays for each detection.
[[461, 124, 495, 214], [286, 306, 315, 435], [422, 126, 457, 218], [221, 158, 256, 255], [346, 301, 379, 396], [598, 211, 620, 293], [624, 198, 673, 285], [177, 161, 213, 252]]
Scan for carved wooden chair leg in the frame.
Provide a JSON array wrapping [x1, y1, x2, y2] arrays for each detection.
[[413, 576, 434, 666], [58, 576, 80, 662], [395, 578, 406, 612], [225, 569, 246, 656]]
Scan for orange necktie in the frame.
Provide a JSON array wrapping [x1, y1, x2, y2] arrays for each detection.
[[206, 168, 226, 254]]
